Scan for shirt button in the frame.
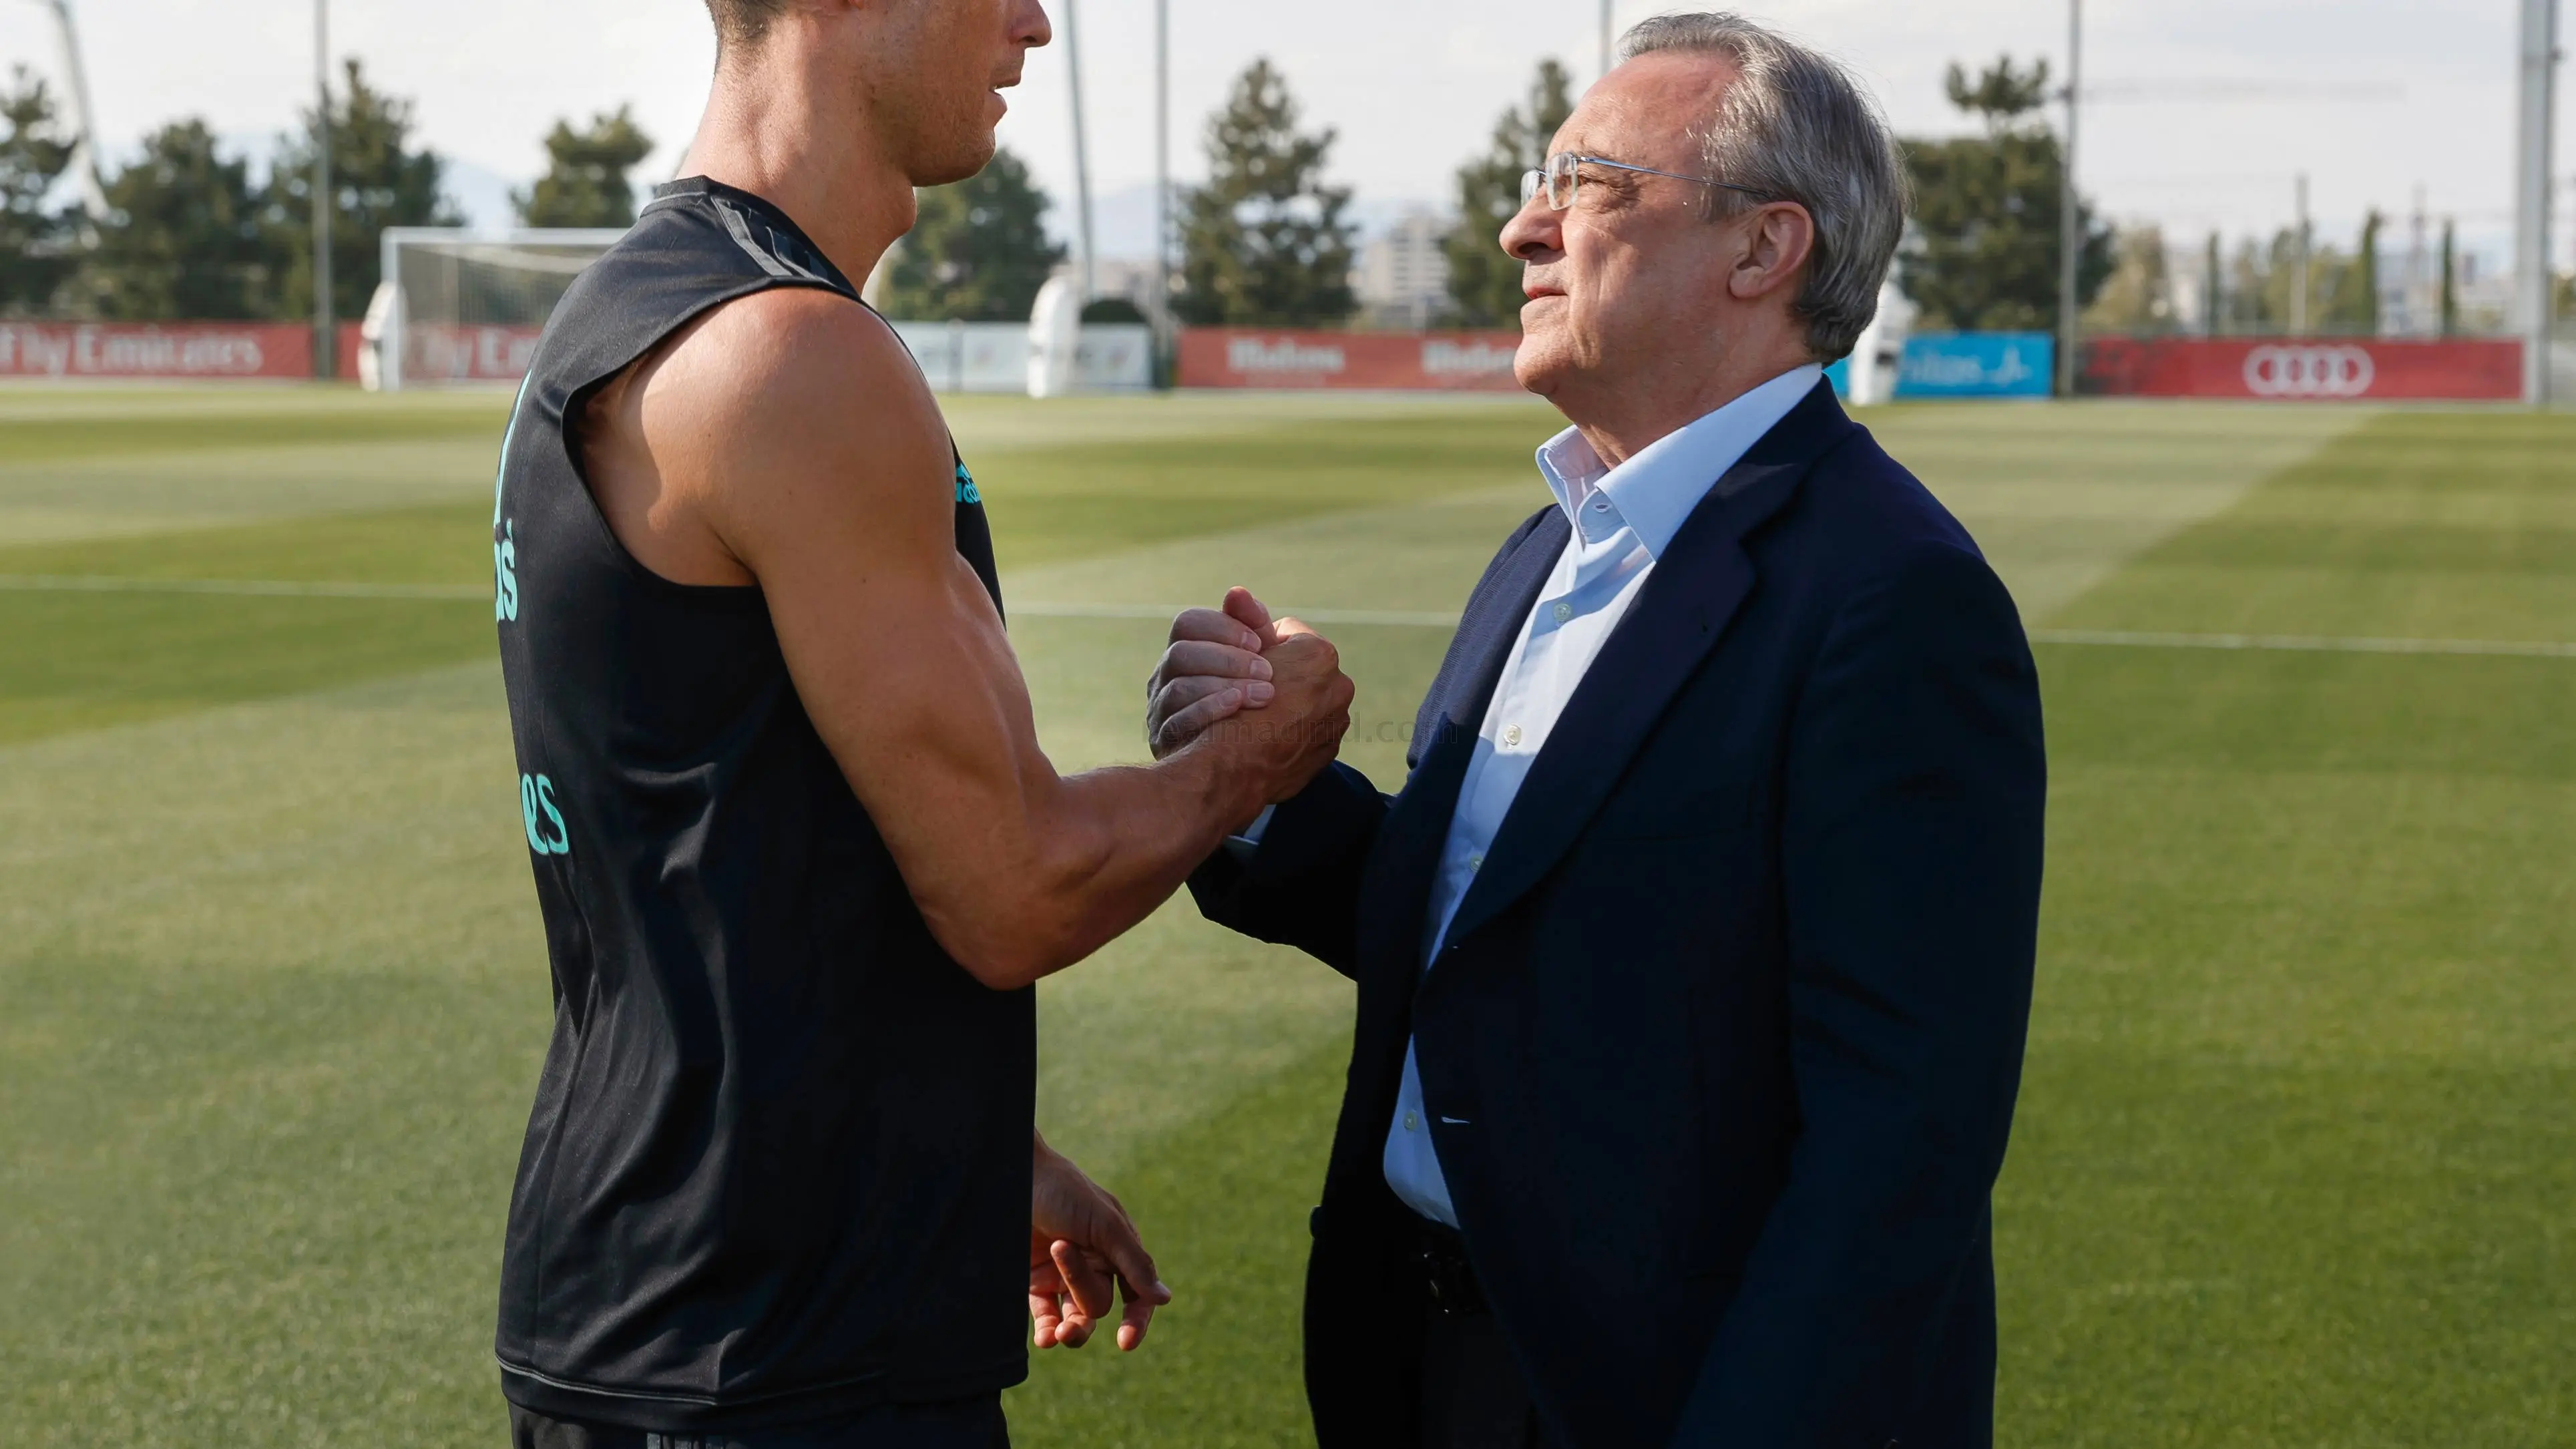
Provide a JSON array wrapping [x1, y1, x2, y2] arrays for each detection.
[[1404, 1110, 1421, 1132], [1590, 497, 1613, 511], [1552, 602, 1573, 624], [1467, 853, 1484, 871], [1502, 724, 1523, 747]]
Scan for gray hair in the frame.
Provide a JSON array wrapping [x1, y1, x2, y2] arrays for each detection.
[[1620, 13, 1909, 361]]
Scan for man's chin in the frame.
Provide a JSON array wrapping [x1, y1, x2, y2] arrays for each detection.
[[910, 134, 998, 188], [1512, 330, 1572, 398]]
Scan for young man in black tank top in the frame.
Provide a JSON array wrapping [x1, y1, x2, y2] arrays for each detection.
[[490, 1, 1351, 1444]]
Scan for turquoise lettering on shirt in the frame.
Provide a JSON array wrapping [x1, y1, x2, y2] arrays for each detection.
[[954, 462, 982, 506], [494, 375, 533, 527], [495, 520, 519, 622], [519, 772, 570, 855]]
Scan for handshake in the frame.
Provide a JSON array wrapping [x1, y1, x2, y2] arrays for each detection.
[[1144, 586, 1356, 817]]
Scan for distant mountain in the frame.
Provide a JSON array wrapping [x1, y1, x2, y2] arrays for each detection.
[[1041, 180, 1449, 262]]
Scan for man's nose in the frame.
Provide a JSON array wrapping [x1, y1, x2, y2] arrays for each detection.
[[1018, 0, 1054, 47], [1498, 199, 1562, 263]]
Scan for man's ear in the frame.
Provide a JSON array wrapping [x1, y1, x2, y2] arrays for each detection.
[[1728, 202, 1816, 303]]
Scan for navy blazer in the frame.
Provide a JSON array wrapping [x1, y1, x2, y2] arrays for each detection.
[[1190, 383, 2047, 1448]]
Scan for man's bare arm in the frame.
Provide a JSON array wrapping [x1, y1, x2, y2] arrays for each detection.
[[593, 288, 1351, 990]]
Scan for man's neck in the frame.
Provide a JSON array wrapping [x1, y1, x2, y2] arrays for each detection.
[[680, 53, 917, 289], [1564, 339, 1816, 469]]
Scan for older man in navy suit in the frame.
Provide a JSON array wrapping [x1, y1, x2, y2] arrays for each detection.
[[1148, 13, 2045, 1448]]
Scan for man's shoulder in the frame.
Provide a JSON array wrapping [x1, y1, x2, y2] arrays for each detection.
[[614, 287, 953, 570], [641, 288, 948, 493], [1783, 421, 1984, 572], [663, 288, 929, 431]]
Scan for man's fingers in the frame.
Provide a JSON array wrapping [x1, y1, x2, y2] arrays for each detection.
[[1116, 1283, 1160, 1352], [1050, 1239, 1119, 1348], [1152, 687, 1249, 757], [1028, 1285, 1064, 1350], [1072, 1208, 1170, 1356], [1223, 586, 1275, 641], [1167, 605, 1265, 653], [1158, 640, 1273, 686], [1158, 676, 1264, 718]]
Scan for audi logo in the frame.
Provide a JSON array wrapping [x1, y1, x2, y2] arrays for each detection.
[[2244, 345, 2376, 398]]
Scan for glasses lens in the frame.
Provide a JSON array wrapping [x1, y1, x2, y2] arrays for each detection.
[[1520, 169, 1542, 208], [1546, 154, 1576, 209]]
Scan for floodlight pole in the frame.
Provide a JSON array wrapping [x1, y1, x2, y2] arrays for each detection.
[[1154, 0, 1170, 367], [313, 0, 335, 382], [1600, 0, 1615, 79], [1064, 0, 1096, 304], [2291, 174, 2310, 335], [2056, 0, 2083, 397], [2515, 0, 2559, 406], [31, 0, 107, 220]]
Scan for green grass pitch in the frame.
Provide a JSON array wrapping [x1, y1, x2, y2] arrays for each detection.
[[0, 385, 2568, 1446]]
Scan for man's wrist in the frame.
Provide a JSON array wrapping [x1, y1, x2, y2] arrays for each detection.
[[1173, 732, 1275, 841]]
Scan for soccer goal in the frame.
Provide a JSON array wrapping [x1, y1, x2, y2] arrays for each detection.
[[369, 228, 629, 391]]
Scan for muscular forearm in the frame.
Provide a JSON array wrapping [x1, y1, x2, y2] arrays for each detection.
[[931, 743, 1266, 990]]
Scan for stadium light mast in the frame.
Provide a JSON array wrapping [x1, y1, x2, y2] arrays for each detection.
[[1063, 0, 1096, 303], [2514, 0, 2560, 406], [313, 0, 335, 382], [1600, 0, 1615, 80], [2056, 0, 2083, 397], [1154, 0, 1170, 358], [27, 0, 107, 220]]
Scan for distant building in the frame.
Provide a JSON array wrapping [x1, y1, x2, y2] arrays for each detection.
[[1353, 210, 1453, 331]]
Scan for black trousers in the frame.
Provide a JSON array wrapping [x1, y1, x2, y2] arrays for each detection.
[[1414, 1219, 1554, 1449], [507, 1398, 1007, 1449]]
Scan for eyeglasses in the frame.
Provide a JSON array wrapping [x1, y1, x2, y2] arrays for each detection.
[[1518, 152, 1772, 211]]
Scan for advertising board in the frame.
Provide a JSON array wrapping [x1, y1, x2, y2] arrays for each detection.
[[1894, 332, 2054, 399], [398, 324, 548, 386], [887, 321, 1153, 394], [2082, 338, 2522, 401], [0, 323, 323, 381], [1176, 329, 1525, 391]]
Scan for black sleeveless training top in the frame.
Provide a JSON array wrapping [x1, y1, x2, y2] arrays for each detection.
[[489, 178, 1033, 1434]]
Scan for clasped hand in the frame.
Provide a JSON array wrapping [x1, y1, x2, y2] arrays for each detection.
[[1146, 588, 1352, 774]]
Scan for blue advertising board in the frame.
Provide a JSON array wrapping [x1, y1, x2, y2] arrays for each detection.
[[1894, 332, 2054, 399]]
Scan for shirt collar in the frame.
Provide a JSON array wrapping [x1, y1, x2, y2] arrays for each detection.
[[1533, 363, 1825, 560]]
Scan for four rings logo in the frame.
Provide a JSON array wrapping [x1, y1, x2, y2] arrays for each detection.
[[2243, 345, 2375, 398]]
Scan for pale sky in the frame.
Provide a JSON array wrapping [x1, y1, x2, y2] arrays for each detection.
[[0, 0, 2547, 266]]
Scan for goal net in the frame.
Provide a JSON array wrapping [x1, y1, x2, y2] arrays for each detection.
[[370, 228, 628, 391]]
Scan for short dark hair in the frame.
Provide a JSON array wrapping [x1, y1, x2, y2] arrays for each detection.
[[704, 0, 789, 51]]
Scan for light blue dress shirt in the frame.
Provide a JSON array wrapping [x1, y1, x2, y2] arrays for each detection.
[[1381, 363, 1823, 1227]]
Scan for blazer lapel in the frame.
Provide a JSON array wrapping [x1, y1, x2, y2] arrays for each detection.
[[1440, 382, 1858, 948], [1355, 507, 1569, 978]]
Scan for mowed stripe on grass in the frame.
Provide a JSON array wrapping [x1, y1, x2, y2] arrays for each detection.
[[1, 393, 2568, 1448]]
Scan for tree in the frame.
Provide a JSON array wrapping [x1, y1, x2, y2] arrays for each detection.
[[2324, 209, 2382, 335], [0, 67, 77, 314], [1176, 59, 1356, 326], [77, 120, 269, 319], [1900, 56, 2112, 333], [515, 107, 654, 228], [2438, 219, 2456, 337], [877, 146, 1064, 321], [2082, 225, 2171, 334], [263, 59, 462, 323], [1444, 59, 1574, 328]]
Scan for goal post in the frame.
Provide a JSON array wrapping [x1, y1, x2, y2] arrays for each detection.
[[373, 228, 629, 391]]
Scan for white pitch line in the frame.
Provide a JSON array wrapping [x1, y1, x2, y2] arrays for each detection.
[[0, 574, 488, 602], [2029, 628, 2576, 660], [1013, 601, 2576, 660], [1009, 600, 1466, 628], [3, 579, 2567, 662]]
